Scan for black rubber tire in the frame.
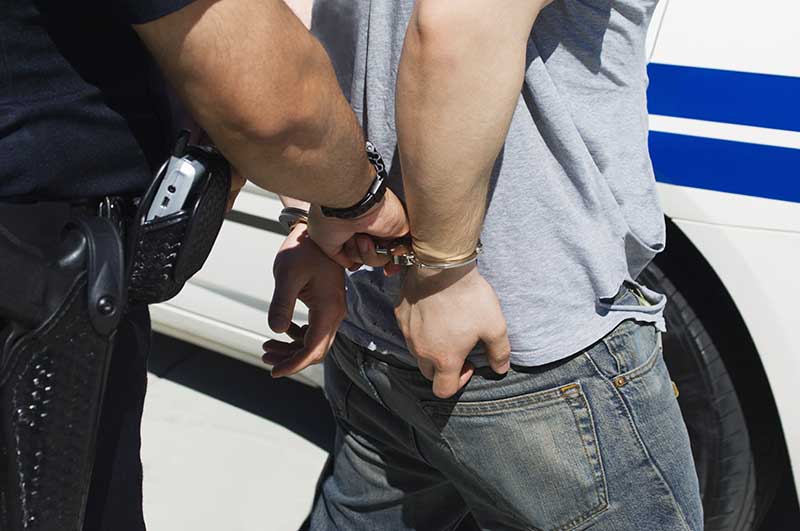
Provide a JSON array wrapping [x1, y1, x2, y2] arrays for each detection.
[[639, 263, 757, 531]]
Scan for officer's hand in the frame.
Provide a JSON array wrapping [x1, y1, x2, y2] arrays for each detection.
[[307, 189, 409, 269], [262, 224, 346, 378], [395, 264, 511, 398], [226, 170, 247, 213]]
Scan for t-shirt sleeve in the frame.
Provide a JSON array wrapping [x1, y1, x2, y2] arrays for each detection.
[[115, 0, 199, 25]]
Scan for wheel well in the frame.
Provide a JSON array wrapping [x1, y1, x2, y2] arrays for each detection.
[[654, 217, 798, 522]]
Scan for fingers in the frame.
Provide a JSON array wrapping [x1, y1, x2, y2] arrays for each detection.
[[344, 235, 393, 270], [354, 235, 392, 267], [343, 240, 362, 269], [262, 339, 298, 356], [260, 324, 309, 366], [431, 359, 472, 399], [286, 322, 307, 342], [418, 358, 435, 381], [482, 318, 512, 375], [417, 354, 475, 398], [329, 249, 357, 269], [383, 263, 404, 276], [459, 362, 475, 389], [268, 274, 301, 334], [270, 305, 343, 378]]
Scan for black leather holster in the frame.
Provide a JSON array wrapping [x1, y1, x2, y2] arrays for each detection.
[[0, 215, 125, 531], [0, 141, 230, 531]]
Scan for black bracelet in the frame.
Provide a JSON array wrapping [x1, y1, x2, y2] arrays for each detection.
[[320, 142, 388, 219]]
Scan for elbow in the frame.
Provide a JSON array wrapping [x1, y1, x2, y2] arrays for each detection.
[[214, 86, 314, 156], [408, 2, 490, 69], [407, 7, 465, 71], [207, 43, 327, 156], [408, 1, 541, 70]]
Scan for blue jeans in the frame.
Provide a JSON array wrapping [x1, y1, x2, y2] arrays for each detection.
[[309, 294, 702, 530]]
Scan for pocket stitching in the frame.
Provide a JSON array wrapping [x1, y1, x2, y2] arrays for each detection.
[[421, 384, 572, 417], [423, 383, 609, 531], [555, 389, 610, 531], [585, 349, 694, 531], [593, 328, 662, 385], [616, 334, 662, 384]]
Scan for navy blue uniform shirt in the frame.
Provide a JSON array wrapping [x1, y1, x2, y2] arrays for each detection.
[[0, 0, 196, 200]]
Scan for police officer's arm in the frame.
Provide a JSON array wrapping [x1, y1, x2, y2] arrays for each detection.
[[394, 0, 552, 398], [133, 0, 373, 208]]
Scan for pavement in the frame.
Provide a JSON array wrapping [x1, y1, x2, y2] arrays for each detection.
[[142, 334, 333, 531]]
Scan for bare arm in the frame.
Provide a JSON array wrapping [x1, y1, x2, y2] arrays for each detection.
[[397, 0, 549, 260], [134, 0, 373, 207], [394, 0, 550, 398]]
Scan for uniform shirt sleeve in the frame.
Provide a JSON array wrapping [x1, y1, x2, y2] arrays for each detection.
[[115, 0, 199, 25]]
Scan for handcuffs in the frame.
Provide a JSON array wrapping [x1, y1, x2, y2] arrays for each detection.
[[280, 141, 483, 271], [375, 237, 483, 270]]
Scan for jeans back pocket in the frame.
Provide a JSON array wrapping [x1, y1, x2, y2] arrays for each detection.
[[421, 382, 608, 531]]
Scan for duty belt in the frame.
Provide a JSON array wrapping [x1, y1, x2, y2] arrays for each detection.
[[0, 140, 231, 531]]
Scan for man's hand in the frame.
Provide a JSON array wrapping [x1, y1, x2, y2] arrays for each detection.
[[262, 224, 345, 378], [395, 264, 511, 398], [307, 188, 410, 268]]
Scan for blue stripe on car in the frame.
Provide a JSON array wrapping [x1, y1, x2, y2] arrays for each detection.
[[647, 64, 800, 133], [649, 132, 800, 203]]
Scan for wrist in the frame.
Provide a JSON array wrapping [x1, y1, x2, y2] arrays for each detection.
[[289, 220, 308, 235], [403, 262, 479, 298], [409, 238, 483, 269], [322, 157, 376, 209], [283, 222, 308, 245]]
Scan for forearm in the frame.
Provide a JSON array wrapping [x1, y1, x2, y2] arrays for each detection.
[[135, 0, 373, 207], [397, 0, 547, 260]]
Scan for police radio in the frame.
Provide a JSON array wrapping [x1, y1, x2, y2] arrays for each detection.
[[127, 130, 231, 305]]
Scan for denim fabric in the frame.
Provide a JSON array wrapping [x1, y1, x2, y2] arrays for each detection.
[[308, 292, 702, 531]]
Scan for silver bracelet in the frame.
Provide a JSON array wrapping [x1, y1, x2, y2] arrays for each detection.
[[278, 207, 309, 232]]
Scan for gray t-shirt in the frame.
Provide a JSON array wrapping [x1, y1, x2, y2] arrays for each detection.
[[312, 0, 667, 367]]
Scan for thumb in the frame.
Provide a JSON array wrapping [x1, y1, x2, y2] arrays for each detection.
[[268, 275, 302, 334]]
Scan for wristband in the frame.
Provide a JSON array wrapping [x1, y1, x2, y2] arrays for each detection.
[[320, 142, 388, 219]]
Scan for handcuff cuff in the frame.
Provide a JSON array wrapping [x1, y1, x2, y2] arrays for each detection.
[[374, 237, 483, 270]]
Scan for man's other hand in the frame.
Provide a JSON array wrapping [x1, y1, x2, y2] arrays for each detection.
[[307, 189, 409, 268], [395, 264, 511, 398], [262, 224, 345, 378]]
